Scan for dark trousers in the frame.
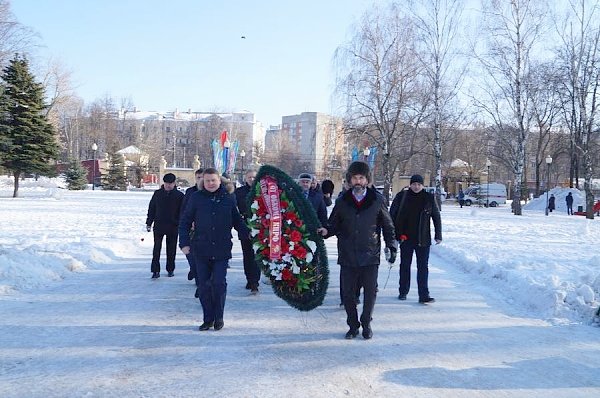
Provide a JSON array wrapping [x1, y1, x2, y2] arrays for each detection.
[[341, 265, 378, 330], [567, 205, 573, 215], [399, 240, 431, 300], [339, 271, 361, 304], [195, 257, 228, 323], [241, 238, 260, 287], [151, 231, 177, 273]]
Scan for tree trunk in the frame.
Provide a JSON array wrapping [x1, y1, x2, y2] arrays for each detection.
[[12, 170, 20, 198]]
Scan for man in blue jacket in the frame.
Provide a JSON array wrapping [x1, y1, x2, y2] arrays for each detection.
[[146, 173, 184, 278], [179, 168, 249, 331]]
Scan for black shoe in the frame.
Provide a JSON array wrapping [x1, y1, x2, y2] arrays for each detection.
[[214, 319, 224, 331], [362, 325, 373, 339], [245, 282, 251, 290], [199, 321, 214, 331], [151, 272, 160, 279], [398, 294, 407, 300], [187, 271, 195, 281], [345, 329, 359, 339], [194, 288, 199, 298], [167, 271, 174, 277], [250, 286, 259, 295], [419, 297, 435, 304]]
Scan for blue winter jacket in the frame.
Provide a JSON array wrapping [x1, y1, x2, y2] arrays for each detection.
[[178, 185, 249, 260]]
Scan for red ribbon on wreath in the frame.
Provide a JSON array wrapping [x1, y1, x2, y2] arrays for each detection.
[[259, 176, 282, 260]]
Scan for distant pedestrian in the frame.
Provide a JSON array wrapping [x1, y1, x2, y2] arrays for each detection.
[[457, 189, 465, 208], [566, 192, 574, 215], [390, 174, 442, 304], [179, 168, 249, 331], [234, 169, 260, 294], [548, 194, 555, 213], [325, 161, 397, 340], [181, 168, 204, 287], [146, 173, 184, 278]]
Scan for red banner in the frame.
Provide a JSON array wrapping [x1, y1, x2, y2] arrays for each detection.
[[259, 176, 282, 260]]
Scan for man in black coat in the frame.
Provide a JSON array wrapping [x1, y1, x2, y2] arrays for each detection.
[[146, 173, 184, 278], [234, 169, 260, 293], [566, 192, 574, 215], [181, 168, 204, 284], [326, 161, 397, 340], [179, 168, 249, 331], [389, 174, 442, 304]]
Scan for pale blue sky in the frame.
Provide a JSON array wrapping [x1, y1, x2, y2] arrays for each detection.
[[12, 0, 375, 127]]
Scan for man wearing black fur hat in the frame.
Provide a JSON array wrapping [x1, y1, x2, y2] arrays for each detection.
[[146, 173, 184, 278], [389, 174, 442, 304], [325, 161, 397, 340]]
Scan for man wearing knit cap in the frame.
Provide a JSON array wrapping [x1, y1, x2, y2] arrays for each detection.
[[325, 161, 397, 340], [146, 173, 184, 278], [389, 174, 442, 304]]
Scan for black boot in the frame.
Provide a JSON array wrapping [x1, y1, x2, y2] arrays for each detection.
[[362, 324, 373, 339], [151, 272, 160, 279], [198, 321, 214, 331], [345, 328, 359, 339], [214, 319, 224, 330]]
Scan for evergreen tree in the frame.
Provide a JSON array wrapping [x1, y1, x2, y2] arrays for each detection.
[[63, 158, 88, 190], [0, 54, 60, 197], [101, 144, 127, 191]]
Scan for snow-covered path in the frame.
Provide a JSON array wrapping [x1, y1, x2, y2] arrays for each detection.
[[2, 236, 600, 397], [1, 187, 600, 397]]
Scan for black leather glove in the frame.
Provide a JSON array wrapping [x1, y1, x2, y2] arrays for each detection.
[[385, 247, 397, 264], [146, 225, 151, 232]]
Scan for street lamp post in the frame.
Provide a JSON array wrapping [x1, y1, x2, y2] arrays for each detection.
[[545, 155, 553, 216], [363, 147, 370, 162], [91, 143, 98, 190], [485, 158, 491, 207], [239, 149, 246, 184]]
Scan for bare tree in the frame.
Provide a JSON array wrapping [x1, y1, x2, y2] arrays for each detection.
[[555, 0, 600, 219], [527, 61, 562, 195], [0, 0, 38, 68], [334, 3, 426, 202], [473, 0, 548, 215], [413, 0, 466, 208]]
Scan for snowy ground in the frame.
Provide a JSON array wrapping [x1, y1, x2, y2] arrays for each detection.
[[1, 178, 600, 397]]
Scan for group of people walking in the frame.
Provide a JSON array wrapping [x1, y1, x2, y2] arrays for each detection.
[[145, 161, 443, 340]]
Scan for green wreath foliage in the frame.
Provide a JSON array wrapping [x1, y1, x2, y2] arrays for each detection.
[[246, 164, 329, 311]]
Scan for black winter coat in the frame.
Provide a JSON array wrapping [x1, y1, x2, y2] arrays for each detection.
[[178, 186, 249, 260], [390, 188, 442, 247], [326, 187, 396, 268], [234, 183, 252, 219], [146, 186, 184, 235]]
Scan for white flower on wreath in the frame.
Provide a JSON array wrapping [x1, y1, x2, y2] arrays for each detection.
[[251, 201, 259, 210], [306, 240, 316, 253], [306, 252, 313, 263], [253, 242, 262, 252], [250, 228, 259, 237], [291, 264, 300, 274]]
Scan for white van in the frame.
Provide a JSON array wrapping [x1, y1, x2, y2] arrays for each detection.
[[462, 183, 507, 207]]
